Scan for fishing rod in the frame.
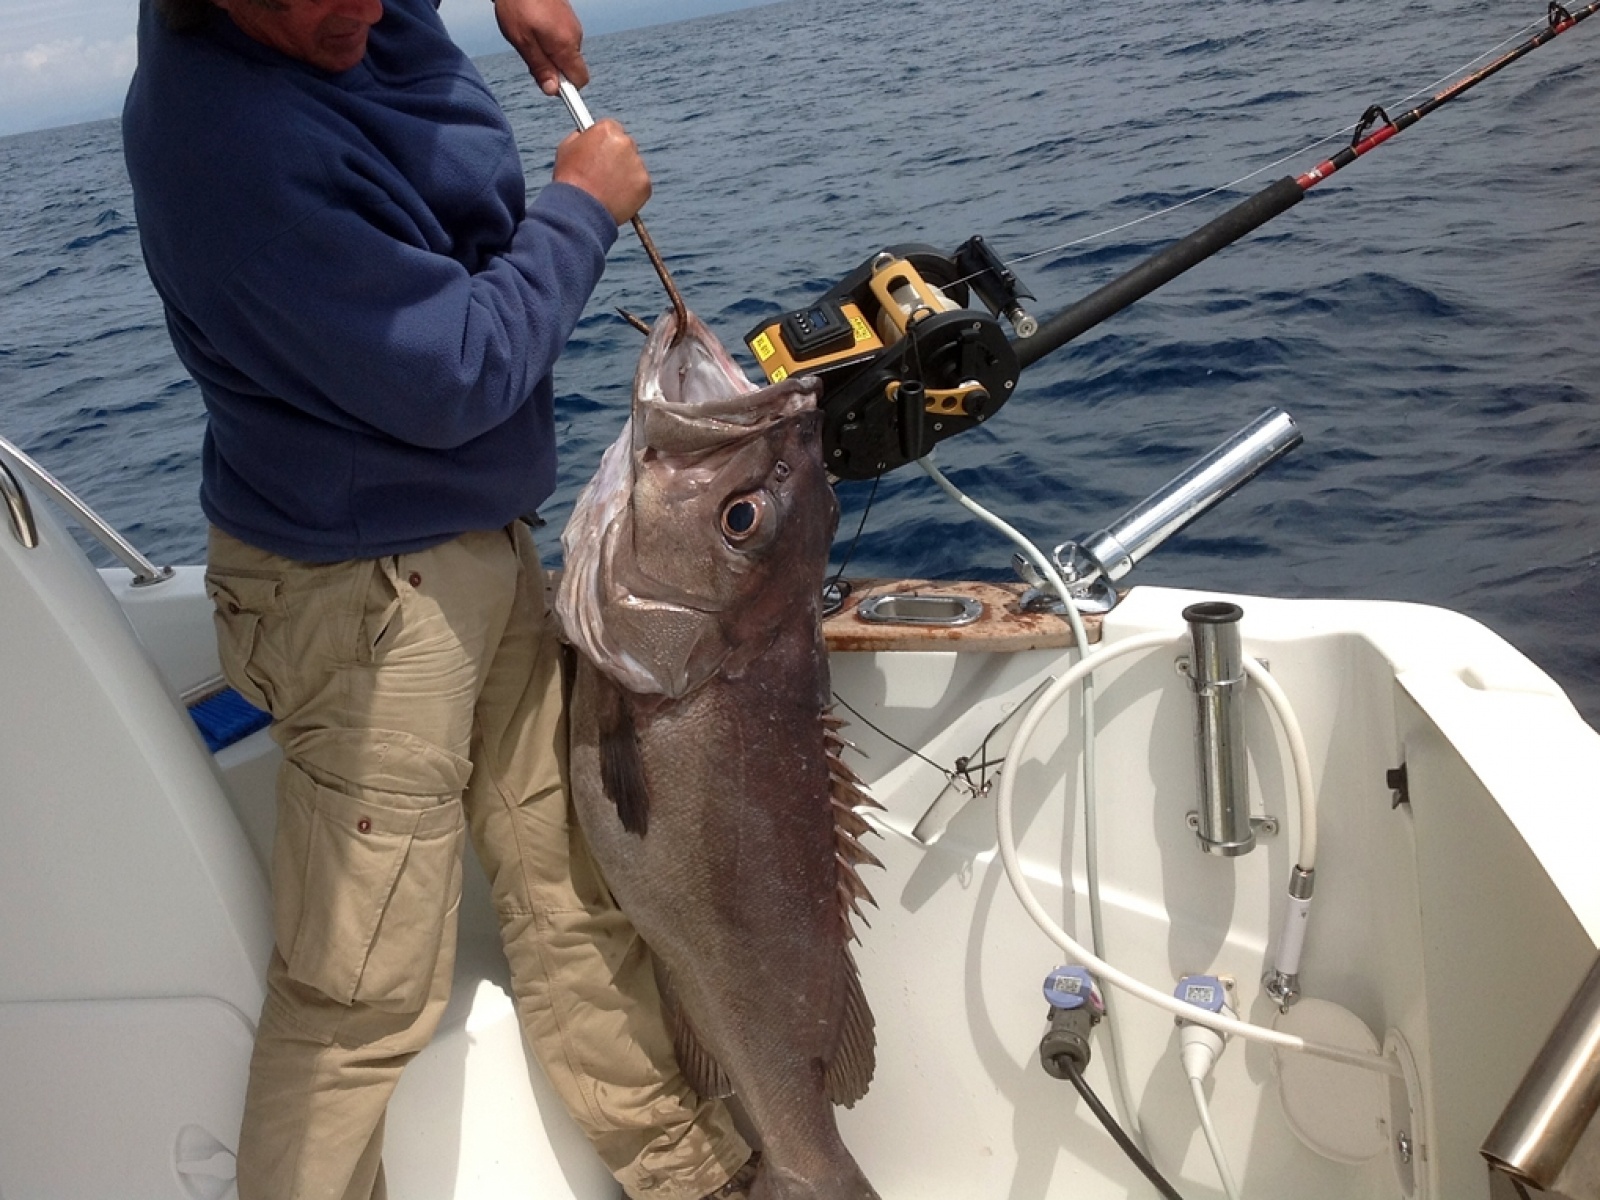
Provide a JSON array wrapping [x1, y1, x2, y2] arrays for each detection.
[[1014, 0, 1599, 370], [742, 1, 1597, 480]]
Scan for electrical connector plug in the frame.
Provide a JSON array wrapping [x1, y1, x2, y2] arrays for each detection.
[[1176, 974, 1244, 1199], [1175, 974, 1234, 1082], [1039, 965, 1105, 1079], [1044, 965, 1106, 1015]]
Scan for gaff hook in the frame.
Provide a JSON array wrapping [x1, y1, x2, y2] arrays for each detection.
[[557, 77, 691, 342]]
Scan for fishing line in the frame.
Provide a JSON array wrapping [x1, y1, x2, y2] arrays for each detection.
[[945, 10, 1555, 291], [830, 691, 957, 780], [832, 662, 1025, 804], [833, 680, 1029, 823]]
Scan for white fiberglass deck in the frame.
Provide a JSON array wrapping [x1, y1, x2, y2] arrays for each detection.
[[3, 485, 1597, 1198]]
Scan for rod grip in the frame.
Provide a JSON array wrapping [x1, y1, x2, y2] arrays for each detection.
[[1014, 175, 1306, 370]]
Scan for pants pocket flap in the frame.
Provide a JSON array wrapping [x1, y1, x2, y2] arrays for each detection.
[[285, 727, 474, 802], [204, 570, 285, 616], [275, 764, 464, 1008]]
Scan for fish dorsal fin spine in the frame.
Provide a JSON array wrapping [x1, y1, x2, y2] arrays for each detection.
[[824, 715, 880, 1106], [826, 721, 883, 940]]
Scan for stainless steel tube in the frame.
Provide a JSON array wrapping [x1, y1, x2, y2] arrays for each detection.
[[1184, 601, 1254, 857], [1067, 408, 1302, 585], [0, 432, 170, 585], [1483, 951, 1600, 1194], [1, 453, 38, 549]]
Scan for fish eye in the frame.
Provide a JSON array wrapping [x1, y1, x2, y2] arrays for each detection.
[[721, 493, 768, 543]]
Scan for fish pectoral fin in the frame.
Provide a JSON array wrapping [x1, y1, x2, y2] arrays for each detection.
[[657, 961, 735, 1100], [596, 671, 652, 836], [825, 954, 876, 1109]]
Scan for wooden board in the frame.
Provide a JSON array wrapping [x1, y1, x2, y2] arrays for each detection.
[[823, 579, 1100, 654]]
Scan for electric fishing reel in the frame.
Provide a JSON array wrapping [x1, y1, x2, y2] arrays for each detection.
[[743, 238, 1037, 481]]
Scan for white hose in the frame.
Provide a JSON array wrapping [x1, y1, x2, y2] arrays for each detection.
[[1188, 1074, 1243, 1200], [917, 456, 1146, 1140], [1242, 658, 1317, 871], [995, 636, 1401, 1077]]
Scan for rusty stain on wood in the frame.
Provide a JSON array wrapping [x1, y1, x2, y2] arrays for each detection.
[[823, 579, 1100, 654]]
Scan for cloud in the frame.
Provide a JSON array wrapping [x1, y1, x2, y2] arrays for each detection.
[[0, 32, 139, 136], [0, 0, 774, 138]]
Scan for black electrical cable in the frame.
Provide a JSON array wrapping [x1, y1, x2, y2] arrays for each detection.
[[824, 473, 881, 597], [1060, 1058, 1190, 1200]]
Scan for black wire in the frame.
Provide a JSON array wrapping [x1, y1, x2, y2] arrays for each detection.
[[826, 473, 881, 596], [1061, 1058, 1190, 1200]]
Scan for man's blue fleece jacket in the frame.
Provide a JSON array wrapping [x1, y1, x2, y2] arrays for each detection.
[[123, 0, 618, 561]]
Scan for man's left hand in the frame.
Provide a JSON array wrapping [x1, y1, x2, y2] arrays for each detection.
[[494, 0, 587, 94]]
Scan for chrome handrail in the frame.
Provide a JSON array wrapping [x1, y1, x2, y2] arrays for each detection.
[[0, 432, 173, 586], [1, 453, 38, 549]]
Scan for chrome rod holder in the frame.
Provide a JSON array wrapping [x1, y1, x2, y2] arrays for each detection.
[[1022, 408, 1302, 614], [0, 432, 172, 586], [1483, 951, 1600, 1197], [1, 453, 38, 549], [1182, 600, 1255, 856]]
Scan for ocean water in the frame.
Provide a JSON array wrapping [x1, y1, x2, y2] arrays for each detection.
[[2, 0, 1599, 720]]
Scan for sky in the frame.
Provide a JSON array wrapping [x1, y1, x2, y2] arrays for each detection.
[[0, 0, 767, 138]]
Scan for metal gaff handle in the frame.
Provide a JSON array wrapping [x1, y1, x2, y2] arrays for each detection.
[[553, 76, 689, 336]]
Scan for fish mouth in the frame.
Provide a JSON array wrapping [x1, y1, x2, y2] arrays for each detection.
[[633, 310, 820, 456]]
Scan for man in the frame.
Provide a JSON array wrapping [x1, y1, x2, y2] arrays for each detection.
[[121, 0, 755, 1196]]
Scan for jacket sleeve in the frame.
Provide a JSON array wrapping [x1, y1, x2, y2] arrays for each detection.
[[206, 180, 618, 451]]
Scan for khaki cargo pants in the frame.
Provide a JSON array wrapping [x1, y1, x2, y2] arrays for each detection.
[[206, 523, 746, 1200]]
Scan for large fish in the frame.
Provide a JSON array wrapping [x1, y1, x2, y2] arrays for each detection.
[[556, 310, 881, 1200]]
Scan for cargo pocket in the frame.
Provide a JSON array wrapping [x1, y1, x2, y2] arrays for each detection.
[[205, 570, 285, 715], [273, 761, 466, 1010]]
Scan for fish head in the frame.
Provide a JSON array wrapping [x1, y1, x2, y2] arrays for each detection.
[[558, 310, 838, 699]]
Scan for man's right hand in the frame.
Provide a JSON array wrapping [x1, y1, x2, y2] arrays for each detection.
[[553, 120, 653, 226], [494, 0, 587, 96]]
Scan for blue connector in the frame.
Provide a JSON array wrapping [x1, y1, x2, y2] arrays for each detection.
[[1044, 965, 1106, 1015], [1175, 974, 1228, 1015], [1174, 974, 1234, 1083], [1040, 966, 1105, 1079]]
